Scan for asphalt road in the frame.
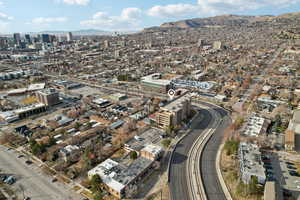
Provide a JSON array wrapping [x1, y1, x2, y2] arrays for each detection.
[[0, 145, 83, 200], [169, 101, 231, 200], [200, 106, 230, 200], [169, 108, 214, 200]]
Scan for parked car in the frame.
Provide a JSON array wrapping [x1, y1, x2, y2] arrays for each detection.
[[0, 175, 7, 182], [285, 161, 294, 165], [287, 165, 297, 170], [51, 178, 57, 183], [283, 189, 292, 197], [18, 154, 24, 158], [289, 170, 300, 177], [4, 176, 15, 185], [25, 160, 33, 165], [267, 176, 276, 181], [266, 168, 274, 174], [264, 165, 273, 170]]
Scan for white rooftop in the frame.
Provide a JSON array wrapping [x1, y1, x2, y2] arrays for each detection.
[[243, 114, 269, 137], [88, 159, 125, 192], [28, 83, 45, 91], [141, 144, 163, 156]]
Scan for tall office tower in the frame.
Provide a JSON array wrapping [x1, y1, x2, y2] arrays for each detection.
[[13, 33, 21, 45], [104, 40, 110, 48], [41, 34, 50, 43], [0, 37, 7, 49], [37, 34, 42, 42], [66, 32, 73, 42], [25, 34, 31, 44], [49, 35, 56, 43]]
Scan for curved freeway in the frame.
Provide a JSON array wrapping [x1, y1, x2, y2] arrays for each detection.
[[168, 101, 231, 200]]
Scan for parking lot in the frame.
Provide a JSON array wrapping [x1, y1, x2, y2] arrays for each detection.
[[0, 145, 83, 200], [267, 151, 300, 199]]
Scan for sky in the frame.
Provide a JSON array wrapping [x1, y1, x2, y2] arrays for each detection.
[[0, 0, 299, 33]]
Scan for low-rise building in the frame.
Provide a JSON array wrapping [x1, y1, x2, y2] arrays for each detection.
[[239, 142, 266, 184], [285, 130, 295, 151], [88, 157, 154, 199], [141, 73, 171, 93], [125, 128, 164, 153], [0, 111, 19, 123], [60, 145, 80, 162], [0, 103, 47, 122], [110, 93, 127, 101], [243, 114, 270, 137], [140, 144, 163, 161], [287, 109, 300, 152]]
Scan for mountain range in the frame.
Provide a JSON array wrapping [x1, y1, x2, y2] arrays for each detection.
[[156, 12, 300, 29]]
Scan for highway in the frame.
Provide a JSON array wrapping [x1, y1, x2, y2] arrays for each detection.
[[200, 104, 231, 200], [0, 145, 83, 200], [169, 101, 231, 200], [169, 108, 213, 200]]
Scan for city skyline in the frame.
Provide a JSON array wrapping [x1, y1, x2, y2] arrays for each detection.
[[0, 0, 300, 33]]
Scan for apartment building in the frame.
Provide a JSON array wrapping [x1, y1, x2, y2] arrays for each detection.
[[239, 142, 266, 184], [36, 88, 60, 106], [156, 93, 191, 129]]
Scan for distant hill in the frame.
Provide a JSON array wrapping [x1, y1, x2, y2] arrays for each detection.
[[153, 12, 300, 29], [159, 14, 268, 29]]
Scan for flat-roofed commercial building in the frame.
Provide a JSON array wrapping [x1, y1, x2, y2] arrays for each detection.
[[88, 157, 154, 199], [239, 142, 266, 184], [140, 144, 163, 161], [0, 103, 47, 123], [36, 88, 60, 106], [141, 73, 171, 93]]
